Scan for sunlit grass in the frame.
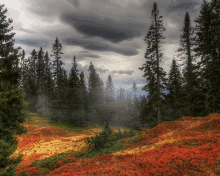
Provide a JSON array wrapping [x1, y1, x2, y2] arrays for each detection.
[[6, 112, 220, 176]]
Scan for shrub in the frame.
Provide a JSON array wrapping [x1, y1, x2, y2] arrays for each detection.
[[85, 121, 137, 151]]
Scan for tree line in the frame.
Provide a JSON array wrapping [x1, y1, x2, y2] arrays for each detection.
[[0, 0, 219, 174]]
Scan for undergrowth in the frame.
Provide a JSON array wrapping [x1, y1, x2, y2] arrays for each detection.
[[15, 114, 143, 176]]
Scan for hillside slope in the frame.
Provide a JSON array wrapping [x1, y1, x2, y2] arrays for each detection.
[[6, 113, 220, 175]]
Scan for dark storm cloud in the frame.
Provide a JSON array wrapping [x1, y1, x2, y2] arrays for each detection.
[[112, 70, 134, 75], [80, 53, 101, 59], [15, 38, 50, 48], [166, 0, 200, 15], [66, 0, 80, 8], [63, 37, 139, 56], [60, 11, 146, 44]]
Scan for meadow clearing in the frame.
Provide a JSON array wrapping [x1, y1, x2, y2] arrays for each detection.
[[5, 112, 220, 176]]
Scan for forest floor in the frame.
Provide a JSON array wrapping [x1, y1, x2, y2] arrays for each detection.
[[5, 112, 220, 175]]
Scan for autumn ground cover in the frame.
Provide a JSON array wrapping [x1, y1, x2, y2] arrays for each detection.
[[5, 112, 220, 175]]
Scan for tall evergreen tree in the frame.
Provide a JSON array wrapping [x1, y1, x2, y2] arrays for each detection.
[[105, 75, 115, 104], [50, 37, 64, 93], [0, 4, 29, 175], [126, 93, 133, 116], [87, 62, 108, 126], [48, 37, 66, 122], [29, 49, 38, 87], [165, 57, 185, 120], [36, 51, 55, 117], [104, 75, 116, 125], [68, 55, 80, 110], [139, 2, 167, 125], [65, 55, 85, 126], [87, 62, 100, 120], [36, 47, 45, 94], [192, 0, 220, 114], [24, 49, 38, 112], [16, 49, 25, 90], [138, 95, 148, 125], [132, 81, 139, 117], [175, 11, 200, 117], [78, 71, 90, 126], [18, 52, 31, 104]]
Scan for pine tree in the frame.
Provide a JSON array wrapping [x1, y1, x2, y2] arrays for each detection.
[[25, 49, 38, 112], [78, 71, 90, 126], [126, 93, 133, 117], [16, 49, 25, 90], [132, 81, 139, 117], [65, 55, 85, 126], [138, 95, 148, 125], [43, 51, 56, 101], [87, 62, 100, 122], [193, 0, 220, 114], [175, 11, 200, 117], [104, 75, 116, 125], [139, 2, 167, 126], [48, 37, 65, 122], [35, 50, 55, 117], [67, 55, 80, 110], [114, 87, 129, 127], [17, 50, 30, 104], [165, 57, 185, 120], [0, 4, 29, 175], [36, 47, 46, 94], [50, 37, 64, 93]]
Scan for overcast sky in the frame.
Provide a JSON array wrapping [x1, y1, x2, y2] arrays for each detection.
[[1, 0, 210, 100]]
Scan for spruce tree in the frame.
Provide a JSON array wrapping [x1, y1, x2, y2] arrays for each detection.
[[132, 81, 139, 117], [126, 93, 133, 117], [50, 36, 64, 95], [25, 49, 38, 112], [87, 62, 105, 125], [165, 57, 185, 120], [193, 0, 220, 114], [104, 75, 116, 125], [36, 47, 45, 93], [139, 2, 167, 125], [65, 55, 85, 126], [35, 51, 55, 118], [49, 37, 65, 122], [115, 87, 129, 127], [0, 3, 29, 175], [78, 71, 90, 126], [175, 11, 200, 117]]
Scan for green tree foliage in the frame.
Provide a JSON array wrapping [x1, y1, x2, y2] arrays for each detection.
[[175, 11, 200, 117], [131, 81, 140, 117], [126, 93, 133, 117], [0, 3, 29, 175], [23, 49, 38, 113], [139, 2, 167, 126], [87, 62, 106, 125], [114, 88, 130, 127], [78, 71, 90, 126], [164, 57, 185, 120], [36, 47, 45, 93], [64, 55, 85, 127], [48, 37, 66, 122], [104, 75, 116, 125], [50, 37, 64, 90], [192, 0, 220, 114]]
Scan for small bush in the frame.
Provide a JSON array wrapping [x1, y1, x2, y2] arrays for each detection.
[[85, 121, 137, 151]]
